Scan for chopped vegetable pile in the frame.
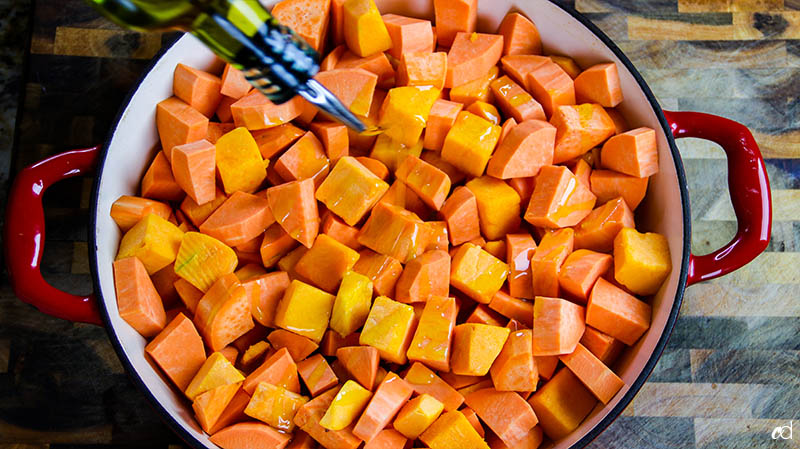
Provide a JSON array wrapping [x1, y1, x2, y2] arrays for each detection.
[[111, 0, 672, 447]]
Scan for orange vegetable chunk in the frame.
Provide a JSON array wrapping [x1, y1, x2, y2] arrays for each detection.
[[293, 387, 362, 449], [396, 250, 450, 303], [364, 429, 408, 449], [497, 12, 541, 56], [490, 328, 538, 392], [574, 62, 623, 107], [169, 140, 216, 205], [244, 347, 301, 395], [207, 387, 252, 435], [550, 104, 616, 163], [220, 64, 250, 99], [574, 197, 634, 253], [464, 388, 538, 447], [395, 155, 452, 210], [489, 291, 533, 327], [286, 431, 315, 449], [467, 304, 506, 327], [275, 280, 336, 343], [525, 60, 576, 118], [354, 156, 389, 180], [404, 362, 464, 411], [421, 410, 489, 449], [321, 212, 362, 250], [274, 131, 330, 186], [175, 278, 203, 313], [207, 122, 235, 144], [440, 186, 481, 246], [260, 224, 299, 269], [252, 123, 305, 159], [210, 421, 290, 449], [180, 187, 226, 227], [406, 296, 457, 371], [353, 372, 415, 442], [446, 32, 504, 88], [450, 243, 509, 304], [449, 65, 499, 105], [113, 257, 166, 337], [504, 234, 537, 299], [245, 381, 309, 432], [590, 169, 649, 210], [156, 97, 208, 162], [586, 277, 651, 345], [267, 178, 319, 248], [433, 0, 478, 46], [558, 249, 613, 302], [488, 119, 555, 179], [490, 76, 545, 123], [193, 382, 242, 434], [559, 343, 624, 404], [550, 55, 582, 79], [336, 52, 396, 90], [271, 0, 331, 53], [466, 175, 521, 241], [532, 296, 585, 356], [173, 63, 223, 118], [358, 202, 432, 263], [601, 127, 659, 178], [530, 228, 573, 298], [360, 296, 418, 364], [294, 234, 360, 292], [268, 329, 319, 362], [451, 323, 510, 376], [500, 55, 550, 89], [353, 249, 404, 297], [423, 99, 463, 151], [310, 121, 349, 162], [314, 68, 378, 117], [230, 90, 304, 130], [382, 14, 435, 59], [316, 156, 390, 226], [145, 312, 206, 391], [342, 0, 392, 57], [397, 51, 448, 89], [534, 355, 559, 381], [527, 368, 596, 441], [466, 101, 501, 125], [524, 165, 596, 228], [200, 191, 274, 247], [111, 196, 172, 232], [141, 151, 185, 201], [580, 326, 625, 365], [337, 345, 379, 390], [194, 273, 255, 352]]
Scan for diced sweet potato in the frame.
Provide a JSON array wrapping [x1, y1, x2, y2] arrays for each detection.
[[353, 372, 414, 442], [156, 97, 209, 163], [497, 12, 541, 56], [524, 165, 596, 228], [353, 249, 404, 297], [383, 14, 435, 59], [446, 32, 503, 88], [532, 296, 585, 356], [550, 104, 615, 164], [600, 127, 659, 178], [358, 202, 432, 263], [271, 0, 331, 53], [590, 169, 649, 210], [574, 197, 635, 252], [558, 249, 613, 302], [465, 388, 538, 447], [146, 313, 206, 391], [141, 151, 185, 201], [559, 343, 624, 404], [488, 120, 555, 179], [574, 62, 623, 108], [586, 277, 650, 346]]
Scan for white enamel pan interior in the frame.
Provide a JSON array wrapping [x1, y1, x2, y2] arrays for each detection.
[[89, 0, 691, 447]]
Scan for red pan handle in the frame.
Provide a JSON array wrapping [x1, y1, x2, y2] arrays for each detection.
[[5, 146, 103, 325], [663, 110, 772, 286]]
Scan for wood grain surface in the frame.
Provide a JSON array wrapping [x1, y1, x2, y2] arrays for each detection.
[[1, 0, 798, 448]]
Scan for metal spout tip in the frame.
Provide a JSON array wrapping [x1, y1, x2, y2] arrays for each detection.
[[297, 78, 367, 133]]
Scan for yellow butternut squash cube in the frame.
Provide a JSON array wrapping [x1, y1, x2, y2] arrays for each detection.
[[316, 156, 390, 226], [370, 134, 424, 172], [184, 352, 245, 401], [420, 411, 489, 449], [360, 296, 417, 364], [116, 213, 184, 274], [441, 111, 501, 178], [174, 232, 238, 292], [330, 270, 373, 337], [450, 243, 509, 304], [466, 176, 521, 240], [244, 381, 308, 432], [613, 228, 671, 295], [450, 323, 510, 376], [393, 394, 445, 439], [274, 280, 335, 343], [343, 0, 392, 57], [215, 127, 267, 194], [319, 380, 373, 430], [378, 86, 441, 147], [528, 368, 597, 441]]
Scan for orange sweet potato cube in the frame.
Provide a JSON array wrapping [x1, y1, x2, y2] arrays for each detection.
[[550, 104, 615, 163], [395, 155, 452, 211], [532, 296, 585, 356], [586, 277, 650, 345], [353, 249, 404, 297], [524, 165, 596, 228], [395, 250, 451, 304], [230, 90, 304, 130], [294, 234, 361, 292], [357, 202, 432, 263], [274, 131, 330, 187]]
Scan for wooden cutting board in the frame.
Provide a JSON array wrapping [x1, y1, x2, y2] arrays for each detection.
[[2, 1, 798, 448]]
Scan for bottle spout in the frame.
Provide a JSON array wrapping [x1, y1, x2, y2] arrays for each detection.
[[297, 78, 367, 133]]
